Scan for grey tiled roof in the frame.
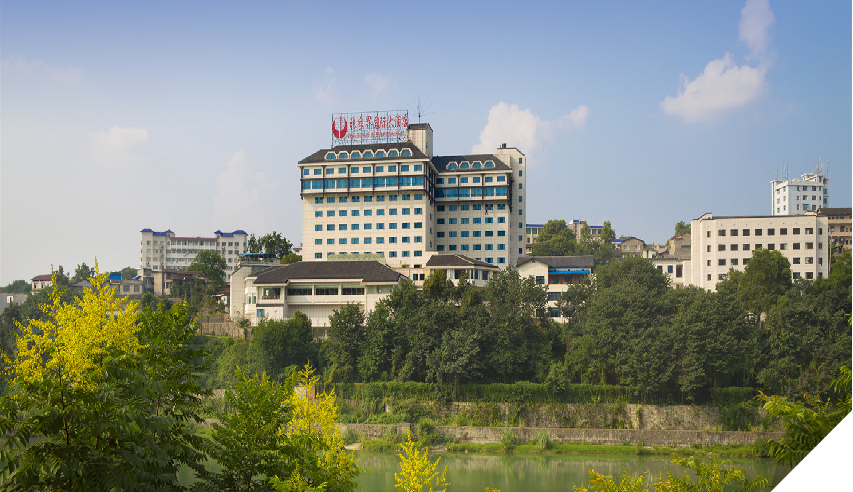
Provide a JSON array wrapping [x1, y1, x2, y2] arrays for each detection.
[[299, 144, 429, 164], [430, 155, 511, 173], [516, 255, 595, 268], [819, 207, 851, 216], [251, 261, 403, 284], [425, 254, 500, 269]]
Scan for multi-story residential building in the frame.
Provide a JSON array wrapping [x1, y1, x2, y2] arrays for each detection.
[[240, 260, 405, 327], [689, 212, 829, 290], [524, 220, 603, 254], [139, 229, 248, 280], [31, 274, 53, 292], [298, 123, 526, 268], [516, 255, 594, 320], [619, 237, 646, 257], [819, 207, 852, 253], [770, 162, 829, 216]]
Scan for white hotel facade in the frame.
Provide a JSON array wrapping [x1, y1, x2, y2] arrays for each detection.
[[298, 123, 526, 268], [139, 229, 248, 280]]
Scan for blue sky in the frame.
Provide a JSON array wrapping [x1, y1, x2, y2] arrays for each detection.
[[1, 0, 850, 284]]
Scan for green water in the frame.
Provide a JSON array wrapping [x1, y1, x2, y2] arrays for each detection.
[[353, 451, 792, 491]]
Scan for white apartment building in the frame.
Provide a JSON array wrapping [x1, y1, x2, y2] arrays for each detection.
[[770, 162, 829, 216], [690, 212, 829, 291], [139, 229, 248, 280], [298, 123, 526, 268]]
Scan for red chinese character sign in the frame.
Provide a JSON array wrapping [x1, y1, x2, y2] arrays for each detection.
[[332, 110, 409, 147]]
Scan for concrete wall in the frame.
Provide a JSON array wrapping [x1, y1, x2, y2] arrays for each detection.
[[334, 423, 783, 448]]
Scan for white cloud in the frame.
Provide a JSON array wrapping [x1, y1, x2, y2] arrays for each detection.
[[315, 67, 337, 104], [661, 0, 773, 123], [471, 102, 589, 155], [660, 53, 766, 123], [88, 125, 149, 167], [1, 56, 83, 83], [213, 151, 277, 233], [364, 72, 398, 96], [739, 0, 775, 58]]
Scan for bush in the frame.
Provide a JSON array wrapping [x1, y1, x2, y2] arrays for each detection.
[[500, 428, 519, 450], [416, 418, 444, 447], [752, 437, 770, 457], [342, 426, 363, 445], [533, 430, 552, 451]]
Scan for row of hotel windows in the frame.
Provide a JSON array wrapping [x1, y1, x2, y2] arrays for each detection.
[[313, 194, 422, 203], [714, 227, 819, 236], [303, 177, 427, 189], [439, 217, 505, 224], [711, 257, 820, 266], [145, 239, 245, 247], [437, 244, 507, 252], [438, 231, 508, 237], [314, 237, 423, 244], [307, 162, 423, 174], [324, 149, 414, 159], [314, 223, 424, 231], [776, 195, 825, 203], [776, 185, 824, 193], [777, 203, 824, 213], [711, 242, 821, 251], [315, 209, 424, 217], [313, 251, 424, 258], [437, 204, 505, 212], [445, 161, 497, 170], [437, 176, 506, 184]]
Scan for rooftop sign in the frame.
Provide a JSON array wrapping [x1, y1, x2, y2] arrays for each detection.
[[332, 110, 408, 147]]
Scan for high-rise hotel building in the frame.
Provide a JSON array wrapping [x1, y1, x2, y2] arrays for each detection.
[[298, 123, 526, 268]]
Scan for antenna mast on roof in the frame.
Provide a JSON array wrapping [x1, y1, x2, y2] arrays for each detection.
[[409, 95, 434, 124]]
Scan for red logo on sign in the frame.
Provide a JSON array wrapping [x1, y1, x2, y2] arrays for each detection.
[[332, 117, 348, 139]]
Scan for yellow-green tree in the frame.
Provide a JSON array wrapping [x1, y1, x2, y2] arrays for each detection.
[[394, 430, 449, 492], [0, 265, 209, 491]]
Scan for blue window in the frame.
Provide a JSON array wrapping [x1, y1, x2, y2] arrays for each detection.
[[351, 196, 360, 202], [473, 161, 482, 169], [351, 224, 359, 230], [437, 219, 445, 224], [364, 210, 372, 216], [326, 168, 334, 174], [402, 223, 410, 229], [485, 244, 494, 250], [361, 178, 372, 187], [414, 164, 422, 171], [363, 167, 371, 173], [364, 196, 373, 202], [497, 176, 506, 182], [473, 218, 481, 224], [460, 177, 468, 183], [364, 237, 372, 244], [449, 232, 457, 238], [402, 149, 412, 157], [485, 231, 494, 237], [389, 194, 397, 201], [349, 179, 360, 188], [498, 231, 506, 237], [448, 178, 456, 184], [485, 161, 495, 168], [389, 165, 397, 172], [402, 237, 410, 243], [339, 210, 347, 216], [304, 169, 309, 175], [436, 178, 444, 184], [364, 223, 372, 229], [449, 205, 457, 211], [519, 167, 522, 173], [389, 223, 397, 229], [438, 232, 445, 238], [376, 166, 384, 172], [351, 210, 360, 216], [315, 211, 322, 217], [486, 218, 494, 224], [339, 224, 347, 231], [414, 222, 422, 228], [438, 245, 445, 251], [326, 225, 334, 231], [351, 238, 359, 244], [376, 237, 384, 244], [448, 218, 457, 224], [437, 205, 445, 211], [327, 238, 334, 244], [325, 153, 336, 160], [461, 231, 470, 237], [498, 217, 506, 223], [402, 194, 411, 200], [351, 152, 361, 158], [414, 250, 422, 256], [315, 225, 322, 231], [314, 169, 322, 175], [315, 239, 322, 245], [389, 237, 397, 243], [519, 196, 523, 202], [402, 208, 410, 215], [339, 167, 346, 173], [327, 210, 335, 216], [485, 177, 493, 183], [473, 231, 481, 237], [415, 236, 422, 243], [339, 196, 347, 203], [447, 163, 458, 170], [376, 223, 384, 229], [401, 165, 409, 171], [473, 244, 481, 250], [314, 253, 322, 258], [499, 257, 506, 264], [376, 195, 385, 202], [338, 153, 348, 159], [519, 209, 523, 215], [449, 245, 457, 251], [377, 209, 385, 216], [337, 179, 347, 188], [473, 177, 481, 183], [461, 245, 469, 250], [339, 238, 347, 244], [389, 150, 398, 157], [414, 208, 422, 214], [460, 162, 470, 169], [518, 183, 522, 189], [376, 151, 386, 158], [415, 194, 423, 200], [324, 179, 334, 189], [363, 151, 374, 158], [374, 178, 385, 187], [498, 244, 506, 250], [315, 197, 323, 204], [389, 209, 397, 215]]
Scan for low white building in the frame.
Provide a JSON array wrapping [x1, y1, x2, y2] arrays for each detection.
[[240, 260, 405, 327], [690, 212, 829, 290], [31, 274, 53, 292], [516, 255, 594, 320]]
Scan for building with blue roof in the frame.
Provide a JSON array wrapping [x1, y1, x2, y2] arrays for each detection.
[[140, 228, 248, 281]]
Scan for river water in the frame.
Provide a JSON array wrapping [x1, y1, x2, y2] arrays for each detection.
[[353, 451, 792, 491]]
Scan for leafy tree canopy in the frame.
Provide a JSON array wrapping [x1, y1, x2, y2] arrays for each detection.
[[248, 231, 293, 258], [0, 279, 30, 294], [736, 248, 792, 315], [675, 220, 691, 236], [72, 262, 95, 283], [187, 250, 227, 289], [120, 266, 138, 280]]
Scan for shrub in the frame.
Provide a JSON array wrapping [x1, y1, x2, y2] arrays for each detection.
[[500, 428, 519, 450], [416, 418, 444, 447], [533, 430, 552, 451]]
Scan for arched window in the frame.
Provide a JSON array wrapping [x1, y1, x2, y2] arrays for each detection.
[[351, 151, 361, 158], [338, 152, 349, 159], [401, 149, 412, 157], [375, 150, 386, 158], [363, 151, 374, 158], [472, 161, 482, 169], [460, 161, 470, 169], [484, 160, 495, 168], [388, 150, 399, 157], [325, 152, 336, 160], [447, 162, 458, 170]]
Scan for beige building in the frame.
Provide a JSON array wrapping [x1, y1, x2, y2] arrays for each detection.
[[819, 207, 852, 253], [770, 161, 829, 215], [241, 260, 405, 327], [299, 123, 526, 269], [31, 274, 54, 292], [516, 255, 594, 320], [139, 229, 248, 280], [690, 212, 829, 290]]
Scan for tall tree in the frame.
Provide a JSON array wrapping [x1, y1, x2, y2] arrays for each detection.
[[72, 262, 95, 283], [325, 304, 366, 383], [674, 220, 691, 236], [120, 266, 138, 280], [187, 250, 227, 289], [736, 248, 792, 315], [247, 232, 293, 258]]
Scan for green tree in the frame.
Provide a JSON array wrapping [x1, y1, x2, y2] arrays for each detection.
[[600, 220, 616, 244], [248, 231, 293, 258], [72, 262, 95, 283], [326, 303, 367, 382], [252, 313, 316, 381], [736, 248, 791, 315], [674, 220, 691, 236], [759, 366, 851, 466], [280, 253, 302, 264], [422, 269, 453, 301], [0, 270, 208, 490], [188, 250, 227, 289], [120, 266, 138, 280], [531, 219, 578, 257], [195, 368, 298, 492], [0, 279, 30, 293]]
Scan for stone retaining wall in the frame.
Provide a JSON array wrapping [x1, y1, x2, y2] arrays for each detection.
[[334, 423, 782, 448]]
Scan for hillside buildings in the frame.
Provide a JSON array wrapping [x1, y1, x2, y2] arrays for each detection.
[[298, 123, 526, 268], [690, 212, 829, 291], [516, 255, 594, 320], [770, 161, 829, 216], [139, 229, 248, 280], [819, 207, 852, 252]]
